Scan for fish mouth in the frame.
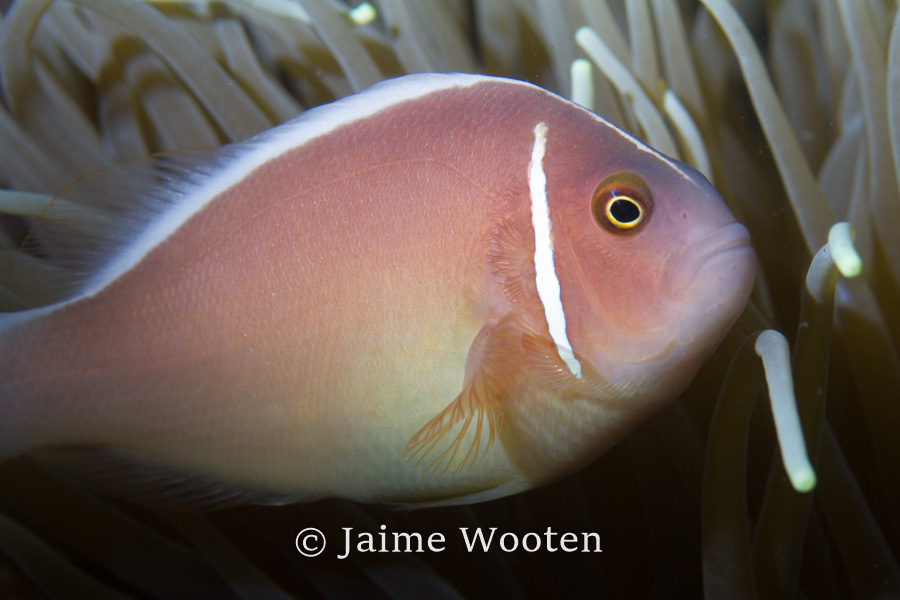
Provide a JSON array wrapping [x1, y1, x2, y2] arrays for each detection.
[[665, 222, 756, 301]]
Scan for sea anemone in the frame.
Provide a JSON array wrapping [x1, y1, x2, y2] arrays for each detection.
[[0, 1, 897, 598]]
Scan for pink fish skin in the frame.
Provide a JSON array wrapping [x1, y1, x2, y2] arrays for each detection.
[[0, 74, 755, 507]]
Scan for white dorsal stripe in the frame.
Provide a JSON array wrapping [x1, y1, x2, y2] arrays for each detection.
[[528, 122, 583, 379], [2, 73, 512, 330], [84, 73, 493, 303]]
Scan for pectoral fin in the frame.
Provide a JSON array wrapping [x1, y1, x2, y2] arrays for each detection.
[[404, 315, 526, 475]]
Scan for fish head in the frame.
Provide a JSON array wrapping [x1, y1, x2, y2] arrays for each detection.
[[542, 117, 757, 396]]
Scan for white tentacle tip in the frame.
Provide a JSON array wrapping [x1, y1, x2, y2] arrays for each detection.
[[574, 26, 596, 47], [789, 467, 817, 493], [347, 3, 377, 25], [827, 222, 862, 278]]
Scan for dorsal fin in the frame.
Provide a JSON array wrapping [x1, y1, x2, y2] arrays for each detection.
[[8, 147, 241, 309]]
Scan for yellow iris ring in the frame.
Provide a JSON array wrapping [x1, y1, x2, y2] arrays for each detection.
[[605, 196, 644, 229], [591, 173, 652, 233]]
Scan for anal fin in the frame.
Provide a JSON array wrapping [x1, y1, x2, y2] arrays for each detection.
[[32, 446, 311, 511], [404, 314, 525, 475], [390, 478, 532, 509]]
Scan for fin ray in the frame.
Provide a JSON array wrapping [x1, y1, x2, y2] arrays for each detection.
[[404, 315, 524, 475], [486, 216, 536, 305], [10, 148, 241, 308]]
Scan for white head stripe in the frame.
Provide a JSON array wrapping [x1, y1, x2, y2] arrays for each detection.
[[528, 122, 583, 379]]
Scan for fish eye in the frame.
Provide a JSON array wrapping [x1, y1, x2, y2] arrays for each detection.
[[591, 173, 653, 233]]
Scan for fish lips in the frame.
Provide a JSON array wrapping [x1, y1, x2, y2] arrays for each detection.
[[664, 221, 757, 309]]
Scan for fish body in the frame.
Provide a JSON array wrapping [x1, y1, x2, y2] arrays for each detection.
[[0, 74, 755, 506]]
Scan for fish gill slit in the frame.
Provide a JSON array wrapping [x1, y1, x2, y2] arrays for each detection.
[[528, 122, 583, 379]]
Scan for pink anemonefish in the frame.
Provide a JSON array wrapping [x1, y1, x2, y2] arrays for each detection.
[[0, 74, 756, 508]]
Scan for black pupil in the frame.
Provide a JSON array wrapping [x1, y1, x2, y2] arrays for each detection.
[[610, 198, 640, 223]]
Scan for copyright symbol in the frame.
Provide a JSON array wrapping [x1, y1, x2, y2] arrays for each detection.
[[295, 527, 326, 557]]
